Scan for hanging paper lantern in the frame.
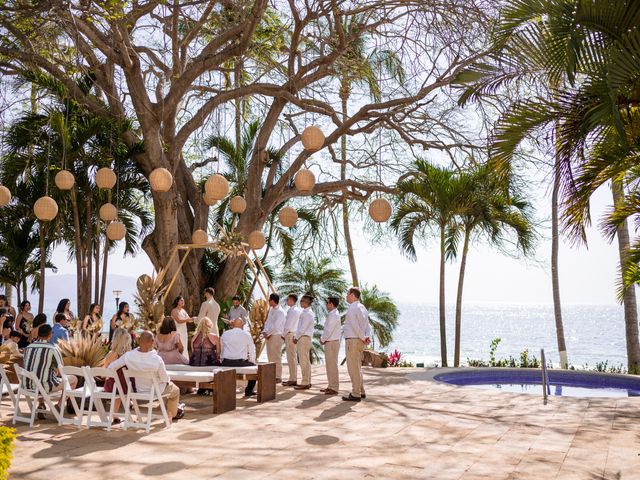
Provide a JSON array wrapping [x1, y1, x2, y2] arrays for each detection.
[[204, 174, 229, 201], [54, 170, 75, 191], [149, 167, 173, 192], [95, 167, 117, 189], [247, 230, 266, 250], [99, 203, 118, 222], [106, 220, 126, 241], [192, 229, 209, 244], [301, 126, 324, 152], [0, 186, 11, 207], [34, 196, 58, 222], [294, 169, 316, 192], [279, 206, 298, 228], [229, 195, 247, 214], [369, 198, 392, 223], [203, 190, 218, 206]]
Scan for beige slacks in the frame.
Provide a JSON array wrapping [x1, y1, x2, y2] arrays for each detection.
[[323, 340, 340, 391], [297, 336, 312, 386], [345, 338, 365, 397], [284, 332, 298, 382], [162, 381, 181, 418], [266, 335, 284, 379]]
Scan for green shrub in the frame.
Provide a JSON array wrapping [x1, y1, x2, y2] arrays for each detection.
[[0, 426, 17, 480]]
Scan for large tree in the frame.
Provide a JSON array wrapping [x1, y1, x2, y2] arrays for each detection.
[[0, 1, 490, 310]]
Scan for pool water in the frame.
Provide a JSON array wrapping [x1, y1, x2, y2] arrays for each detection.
[[467, 382, 639, 397]]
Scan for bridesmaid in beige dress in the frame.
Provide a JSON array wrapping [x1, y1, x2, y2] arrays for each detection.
[[171, 296, 194, 362]]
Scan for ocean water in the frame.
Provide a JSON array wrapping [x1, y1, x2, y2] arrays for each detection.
[[386, 303, 628, 368]]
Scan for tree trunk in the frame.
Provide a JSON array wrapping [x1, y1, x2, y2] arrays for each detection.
[[15, 283, 21, 307], [551, 165, 568, 368], [22, 278, 27, 304], [70, 188, 85, 318], [100, 236, 109, 308], [340, 93, 359, 287], [439, 225, 448, 367], [85, 197, 93, 316], [3, 283, 12, 309], [94, 220, 100, 305], [234, 58, 243, 153], [454, 228, 471, 367], [612, 179, 640, 373], [38, 222, 46, 315]]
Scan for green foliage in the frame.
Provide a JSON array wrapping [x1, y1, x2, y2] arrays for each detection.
[[360, 284, 399, 349], [0, 427, 17, 480], [489, 337, 501, 367]]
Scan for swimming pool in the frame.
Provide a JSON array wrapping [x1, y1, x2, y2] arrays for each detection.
[[433, 368, 640, 398]]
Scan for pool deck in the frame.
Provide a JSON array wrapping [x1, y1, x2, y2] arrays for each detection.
[[7, 366, 640, 479]]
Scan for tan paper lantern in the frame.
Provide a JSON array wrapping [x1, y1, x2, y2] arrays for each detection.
[[204, 174, 229, 201], [279, 206, 298, 228], [369, 198, 392, 223], [247, 230, 266, 250], [34, 196, 58, 222], [149, 167, 173, 192], [95, 167, 117, 189], [229, 195, 247, 214], [99, 203, 118, 222], [301, 125, 324, 152], [54, 170, 75, 190], [294, 168, 316, 192], [0, 186, 11, 207], [192, 229, 209, 245], [106, 220, 126, 241], [203, 190, 218, 206]]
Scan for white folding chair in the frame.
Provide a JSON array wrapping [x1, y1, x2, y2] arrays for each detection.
[[122, 369, 171, 433], [0, 367, 18, 415], [84, 367, 126, 431], [58, 366, 88, 427], [13, 365, 63, 426]]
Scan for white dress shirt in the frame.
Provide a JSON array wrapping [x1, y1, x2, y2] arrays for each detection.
[[321, 308, 341, 342], [263, 305, 285, 337], [221, 328, 256, 363], [343, 301, 370, 341], [109, 348, 170, 392], [295, 307, 315, 340], [284, 306, 301, 334], [198, 298, 221, 335]]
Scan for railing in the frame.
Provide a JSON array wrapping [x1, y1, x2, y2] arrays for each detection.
[[540, 348, 550, 405]]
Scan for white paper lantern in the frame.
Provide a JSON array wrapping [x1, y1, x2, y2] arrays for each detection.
[[369, 198, 392, 222], [247, 230, 266, 250], [54, 170, 75, 190], [99, 203, 118, 222], [149, 167, 173, 192], [230, 195, 247, 214], [192, 229, 209, 244], [205, 174, 229, 201], [301, 126, 324, 152], [294, 169, 316, 192], [0, 186, 11, 207], [34, 196, 58, 222], [96, 167, 117, 189], [106, 220, 126, 241], [279, 207, 298, 228]]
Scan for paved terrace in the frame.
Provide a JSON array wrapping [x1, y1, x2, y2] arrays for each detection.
[[7, 366, 640, 479]]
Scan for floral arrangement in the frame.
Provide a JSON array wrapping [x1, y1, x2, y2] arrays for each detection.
[[388, 349, 402, 367], [57, 335, 106, 367], [0, 427, 16, 480], [133, 271, 167, 331], [217, 229, 245, 256], [249, 299, 269, 358]]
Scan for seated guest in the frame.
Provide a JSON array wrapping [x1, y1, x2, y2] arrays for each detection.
[[28, 314, 47, 343], [1, 320, 11, 344], [220, 317, 257, 397], [50, 313, 70, 345], [0, 331, 23, 358], [155, 317, 188, 365], [23, 324, 78, 418], [100, 328, 132, 424], [190, 317, 220, 367], [109, 330, 184, 422]]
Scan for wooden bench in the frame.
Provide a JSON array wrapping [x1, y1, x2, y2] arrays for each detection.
[[166, 368, 236, 414]]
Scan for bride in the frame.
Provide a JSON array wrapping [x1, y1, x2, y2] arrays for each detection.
[[170, 296, 194, 362]]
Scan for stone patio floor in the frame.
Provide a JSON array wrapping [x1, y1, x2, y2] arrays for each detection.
[[6, 366, 640, 479]]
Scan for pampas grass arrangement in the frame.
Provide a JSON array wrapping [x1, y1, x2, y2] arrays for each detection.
[[57, 335, 106, 367], [249, 299, 269, 358], [134, 270, 168, 332]]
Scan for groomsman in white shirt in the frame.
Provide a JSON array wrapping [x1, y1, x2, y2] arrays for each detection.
[[262, 293, 286, 381], [320, 297, 341, 395], [282, 294, 301, 386], [197, 287, 221, 335], [342, 287, 370, 402], [293, 295, 315, 390]]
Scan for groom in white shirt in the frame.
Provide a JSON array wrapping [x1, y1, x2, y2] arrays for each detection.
[[342, 287, 370, 402], [320, 297, 341, 395], [197, 287, 220, 335]]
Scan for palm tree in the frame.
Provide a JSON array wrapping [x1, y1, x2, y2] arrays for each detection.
[[391, 160, 470, 367], [449, 164, 536, 366], [359, 284, 399, 349]]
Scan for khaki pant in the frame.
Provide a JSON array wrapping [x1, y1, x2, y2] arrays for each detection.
[[297, 336, 312, 386], [284, 332, 298, 382], [323, 340, 340, 391], [266, 335, 284, 379], [162, 382, 181, 418], [345, 338, 365, 397]]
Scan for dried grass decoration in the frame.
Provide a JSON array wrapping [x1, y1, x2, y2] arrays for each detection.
[[57, 335, 106, 367], [217, 230, 245, 256], [133, 271, 168, 331], [249, 299, 269, 358]]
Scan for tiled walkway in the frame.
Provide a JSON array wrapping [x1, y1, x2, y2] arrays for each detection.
[[7, 366, 640, 479]]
